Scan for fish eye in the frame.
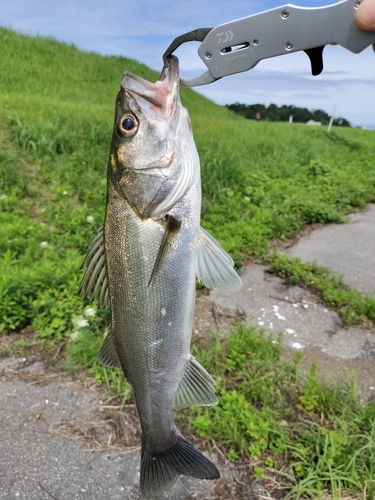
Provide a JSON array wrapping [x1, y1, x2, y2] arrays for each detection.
[[118, 113, 138, 137]]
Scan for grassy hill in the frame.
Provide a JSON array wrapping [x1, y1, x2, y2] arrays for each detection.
[[2, 27, 375, 499]]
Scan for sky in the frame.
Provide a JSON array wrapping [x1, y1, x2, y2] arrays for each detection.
[[1, 0, 375, 127]]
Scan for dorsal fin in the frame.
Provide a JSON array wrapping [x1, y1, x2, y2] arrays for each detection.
[[78, 226, 109, 308], [196, 227, 242, 291], [148, 215, 181, 286]]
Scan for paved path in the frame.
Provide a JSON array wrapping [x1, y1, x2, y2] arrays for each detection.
[[286, 205, 375, 295], [0, 359, 226, 500], [209, 264, 375, 361]]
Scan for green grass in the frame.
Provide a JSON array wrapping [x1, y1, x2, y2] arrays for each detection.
[[1, 27, 375, 499], [187, 324, 375, 499], [199, 122, 375, 263]]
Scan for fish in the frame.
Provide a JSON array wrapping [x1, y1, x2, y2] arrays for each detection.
[[79, 55, 242, 497]]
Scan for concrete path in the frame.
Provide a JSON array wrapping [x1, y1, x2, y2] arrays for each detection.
[[286, 205, 375, 295], [209, 264, 375, 361], [0, 358, 227, 500]]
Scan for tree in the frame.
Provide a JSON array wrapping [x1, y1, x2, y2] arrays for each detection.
[[225, 103, 351, 127]]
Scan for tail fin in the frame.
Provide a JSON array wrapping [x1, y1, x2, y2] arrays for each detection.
[[140, 434, 220, 497]]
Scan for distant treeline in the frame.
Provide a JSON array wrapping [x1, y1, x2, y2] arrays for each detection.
[[226, 103, 351, 127]]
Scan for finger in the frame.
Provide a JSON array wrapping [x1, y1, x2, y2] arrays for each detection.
[[356, 0, 375, 30]]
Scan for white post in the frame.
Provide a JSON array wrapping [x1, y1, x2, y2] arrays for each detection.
[[289, 115, 293, 124], [328, 105, 337, 132]]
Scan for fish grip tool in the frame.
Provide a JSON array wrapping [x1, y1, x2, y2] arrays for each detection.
[[162, 27, 215, 85], [162, 0, 375, 87]]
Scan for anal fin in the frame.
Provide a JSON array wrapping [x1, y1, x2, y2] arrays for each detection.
[[173, 354, 218, 410]]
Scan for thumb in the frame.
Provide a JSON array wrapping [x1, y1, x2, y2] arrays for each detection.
[[356, 0, 375, 30]]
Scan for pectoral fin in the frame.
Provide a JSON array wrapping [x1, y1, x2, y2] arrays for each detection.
[[148, 215, 181, 286], [78, 226, 109, 308], [98, 333, 121, 368], [196, 227, 242, 291], [173, 355, 218, 410]]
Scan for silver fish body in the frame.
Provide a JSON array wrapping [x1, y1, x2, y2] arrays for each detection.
[[79, 56, 241, 497]]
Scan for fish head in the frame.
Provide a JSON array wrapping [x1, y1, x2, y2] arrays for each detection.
[[108, 55, 199, 218]]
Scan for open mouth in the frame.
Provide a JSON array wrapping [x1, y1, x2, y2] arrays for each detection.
[[121, 56, 180, 114]]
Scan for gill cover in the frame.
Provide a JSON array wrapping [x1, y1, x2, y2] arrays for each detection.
[[108, 56, 199, 219]]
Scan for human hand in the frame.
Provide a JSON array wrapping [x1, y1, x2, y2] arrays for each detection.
[[356, 0, 375, 51]]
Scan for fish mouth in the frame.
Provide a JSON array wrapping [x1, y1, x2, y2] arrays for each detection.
[[121, 56, 180, 116], [159, 55, 179, 88]]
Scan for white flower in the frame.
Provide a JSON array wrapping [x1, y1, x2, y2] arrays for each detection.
[[0, 194, 7, 200], [76, 318, 89, 328], [62, 190, 68, 195], [86, 215, 95, 223], [70, 331, 82, 341], [40, 241, 49, 248], [84, 307, 96, 317]]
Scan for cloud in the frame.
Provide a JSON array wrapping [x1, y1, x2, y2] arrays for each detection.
[[0, 0, 374, 126], [0, 0, 266, 37]]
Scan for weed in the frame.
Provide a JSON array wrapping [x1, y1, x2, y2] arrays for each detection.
[[187, 324, 297, 460], [186, 323, 375, 499]]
